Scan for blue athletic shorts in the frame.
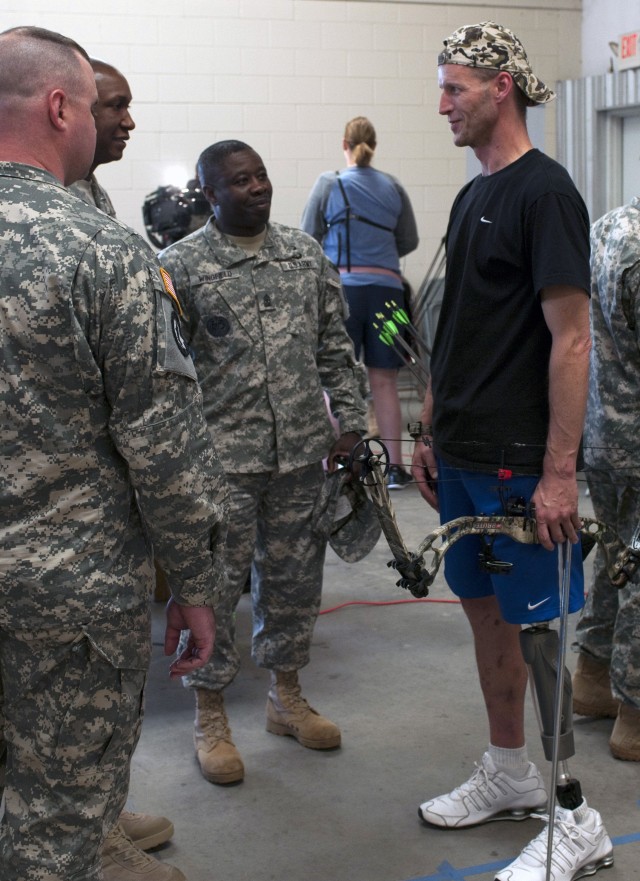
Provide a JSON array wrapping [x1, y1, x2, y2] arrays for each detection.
[[343, 283, 406, 370], [437, 460, 585, 625]]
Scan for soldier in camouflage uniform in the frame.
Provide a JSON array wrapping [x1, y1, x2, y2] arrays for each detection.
[[69, 58, 135, 217], [572, 198, 640, 761], [67, 54, 182, 875], [0, 27, 227, 881], [159, 140, 367, 786]]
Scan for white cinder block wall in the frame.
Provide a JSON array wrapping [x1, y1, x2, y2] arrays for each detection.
[[2, 0, 582, 292]]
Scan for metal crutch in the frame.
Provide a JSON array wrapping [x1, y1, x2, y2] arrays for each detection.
[[545, 538, 573, 881]]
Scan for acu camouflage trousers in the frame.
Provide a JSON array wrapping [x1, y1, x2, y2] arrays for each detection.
[[575, 469, 640, 707], [183, 462, 327, 691], [0, 626, 145, 881]]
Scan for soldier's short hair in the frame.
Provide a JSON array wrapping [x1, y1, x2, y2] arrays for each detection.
[[1, 25, 89, 61], [0, 26, 90, 101], [197, 140, 254, 188]]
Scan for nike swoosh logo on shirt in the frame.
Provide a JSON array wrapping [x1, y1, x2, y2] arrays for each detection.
[[527, 597, 551, 611], [480, 216, 492, 224]]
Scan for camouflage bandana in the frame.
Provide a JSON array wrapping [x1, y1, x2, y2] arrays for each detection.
[[438, 21, 555, 106]]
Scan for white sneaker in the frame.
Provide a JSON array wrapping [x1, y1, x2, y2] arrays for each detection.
[[495, 801, 613, 881], [418, 752, 547, 828]]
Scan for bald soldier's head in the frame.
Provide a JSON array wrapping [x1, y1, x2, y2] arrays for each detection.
[[0, 26, 98, 185]]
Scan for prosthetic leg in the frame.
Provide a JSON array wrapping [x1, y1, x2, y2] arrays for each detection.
[[519, 541, 582, 879]]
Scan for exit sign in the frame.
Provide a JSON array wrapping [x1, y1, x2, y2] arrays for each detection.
[[619, 29, 640, 70]]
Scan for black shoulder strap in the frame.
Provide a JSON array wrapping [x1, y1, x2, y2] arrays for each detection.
[[335, 172, 351, 272], [329, 171, 397, 273]]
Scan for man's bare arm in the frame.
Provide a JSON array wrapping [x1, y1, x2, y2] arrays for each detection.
[[411, 378, 439, 510], [534, 285, 591, 550]]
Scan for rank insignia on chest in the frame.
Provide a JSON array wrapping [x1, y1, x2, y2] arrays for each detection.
[[259, 293, 275, 311]]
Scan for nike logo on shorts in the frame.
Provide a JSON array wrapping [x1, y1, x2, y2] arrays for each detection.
[[527, 597, 551, 611], [480, 216, 492, 224]]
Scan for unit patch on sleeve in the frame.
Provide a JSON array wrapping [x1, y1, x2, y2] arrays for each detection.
[[171, 310, 190, 357], [155, 284, 197, 381]]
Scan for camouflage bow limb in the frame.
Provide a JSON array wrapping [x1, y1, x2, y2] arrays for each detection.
[[349, 439, 432, 597], [409, 513, 538, 597], [348, 440, 640, 598], [580, 517, 640, 588]]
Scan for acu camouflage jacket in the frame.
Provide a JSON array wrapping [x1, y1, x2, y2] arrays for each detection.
[[159, 220, 366, 473]]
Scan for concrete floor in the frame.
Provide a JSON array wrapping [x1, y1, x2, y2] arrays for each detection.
[[128, 393, 640, 881]]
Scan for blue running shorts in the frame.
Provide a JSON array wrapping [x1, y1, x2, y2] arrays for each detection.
[[437, 460, 585, 625]]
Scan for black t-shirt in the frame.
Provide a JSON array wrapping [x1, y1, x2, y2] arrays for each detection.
[[431, 149, 590, 474]]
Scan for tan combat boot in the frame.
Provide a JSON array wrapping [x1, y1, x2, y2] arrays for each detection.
[[118, 811, 174, 851], [194, 688, 244, 784], [572, 653, 619, 718], [102, 824, 185, 880], [266, 670, 341, 749], [610, 702, 640, 761]]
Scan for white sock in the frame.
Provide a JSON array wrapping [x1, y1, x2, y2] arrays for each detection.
[[568, 798, 588, 821], [488, 744, 530, 777]]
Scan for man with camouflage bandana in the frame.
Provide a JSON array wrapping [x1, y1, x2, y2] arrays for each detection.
[[0, 26, 227, 881], [159, 140, 366, 785], [572, 198, 640, 761], [411, 21, 612, 881]]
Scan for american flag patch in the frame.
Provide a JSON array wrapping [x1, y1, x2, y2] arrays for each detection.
[[159, 267, 183, 317]]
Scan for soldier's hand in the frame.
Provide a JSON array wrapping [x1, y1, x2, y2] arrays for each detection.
[[327, 431, 363, 474], [165, 599, 216, 679]]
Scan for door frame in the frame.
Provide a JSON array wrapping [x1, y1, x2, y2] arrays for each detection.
[[557, 69, 640, 220]]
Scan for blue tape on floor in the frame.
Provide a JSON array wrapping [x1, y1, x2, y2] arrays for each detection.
[[404, 832, 640, 881], [405, 860, 509, 881]]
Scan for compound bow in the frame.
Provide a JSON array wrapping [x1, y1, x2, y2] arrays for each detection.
[[347, 439, 640, 598]]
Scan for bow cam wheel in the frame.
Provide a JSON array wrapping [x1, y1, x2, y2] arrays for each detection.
[[348, 438, 390, 485]]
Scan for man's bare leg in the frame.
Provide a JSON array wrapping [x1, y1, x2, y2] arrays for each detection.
[[461, 594, 528, 747]]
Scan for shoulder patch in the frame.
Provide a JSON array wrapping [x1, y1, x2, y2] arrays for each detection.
[[159, 266, 183, 318], [155, 288, 197, 381]]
